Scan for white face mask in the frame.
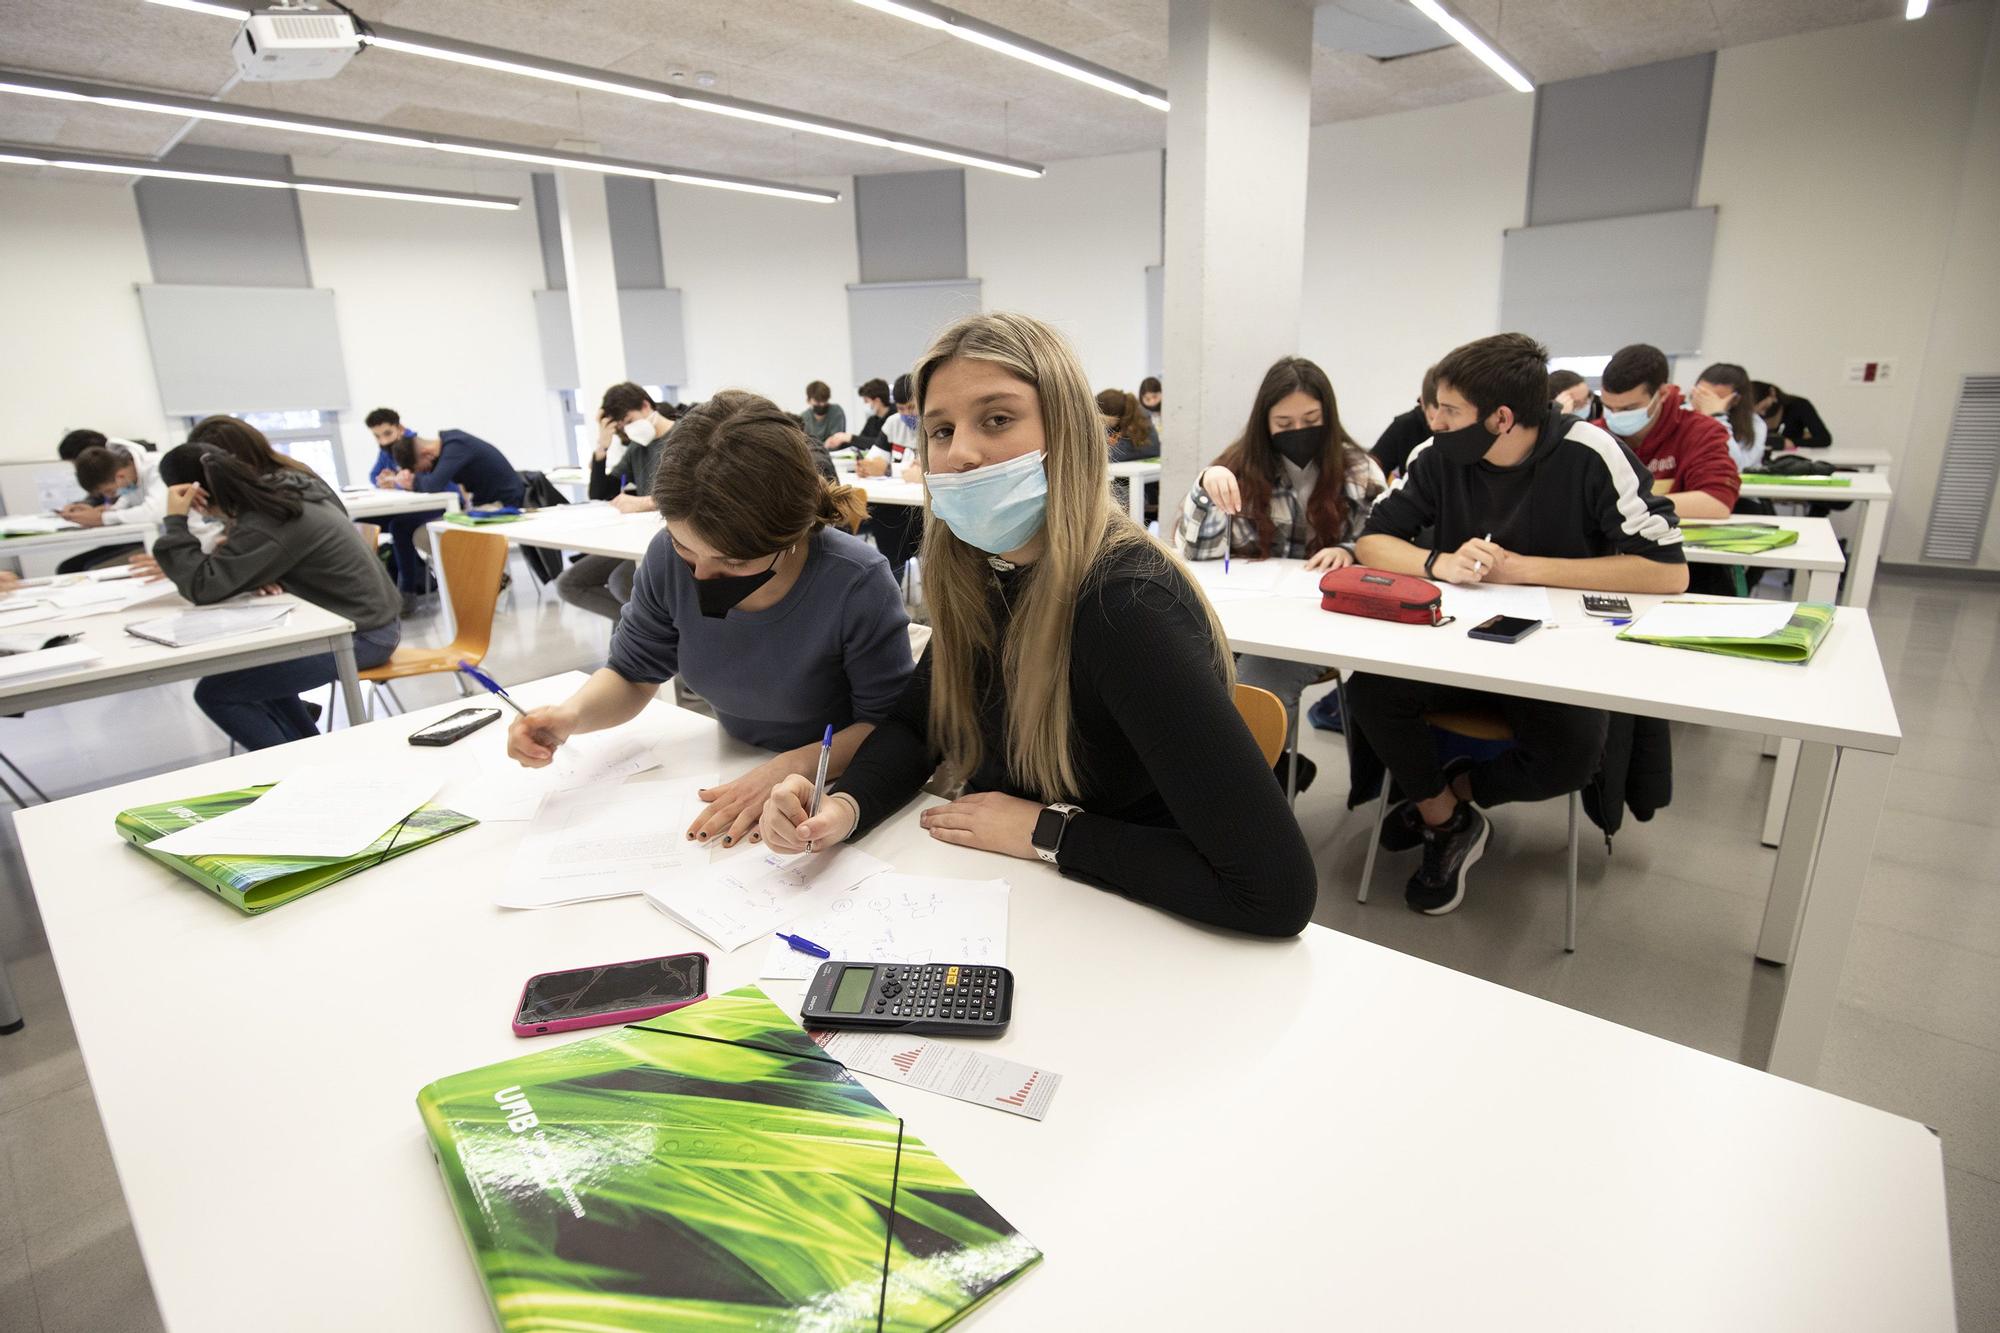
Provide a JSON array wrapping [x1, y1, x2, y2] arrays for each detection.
[[623, 416, 657, 446]]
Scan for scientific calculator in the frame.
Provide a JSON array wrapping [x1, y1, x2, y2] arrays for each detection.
[[800, 961, 1014, 1037]]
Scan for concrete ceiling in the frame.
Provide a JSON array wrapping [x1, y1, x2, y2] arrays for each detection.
[[0, 0, 1937, 189]]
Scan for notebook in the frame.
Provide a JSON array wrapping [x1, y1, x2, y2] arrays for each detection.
[[115, 785, 477, 914], [1678, 523, 1802, 555], [1618, 600, 1835, 664], [126, 604, 291, 647], [1739, 473, 1852, 487], [417, 985, 1040, 1332]]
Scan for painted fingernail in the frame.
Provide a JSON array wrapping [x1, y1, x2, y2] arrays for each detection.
[[697, 832, 708, 841], [721, 837, 732, 847]]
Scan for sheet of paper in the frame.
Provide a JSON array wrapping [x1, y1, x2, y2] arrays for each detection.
[[1276, 565, 1330, 599], [647, 844, 891, 953], [760, 875, 1009, 980], [54, 579, 182, 619], [84, 564, 140, 583], [1182, 558, 1285, 596], [148, 766, 441, 859], [0, 605, 60, 630], [0, 643, 100, 684], [438, 731, 667, 822], [1439, 582, 1556, 626], [1626, 600, 1797, 642], [46, 581, 133, 610], [0, 514, 79, 537], [494, 775, 715, 909], [0, 630, 78, 656], [811, 1031, 1062, 1121], [126, 604, 290, 647]]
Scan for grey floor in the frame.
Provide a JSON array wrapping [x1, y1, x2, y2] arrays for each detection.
[[1, 562, 1996, 1331]]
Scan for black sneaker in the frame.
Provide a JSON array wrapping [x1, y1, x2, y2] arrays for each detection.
[[1380, 757, 1474, 852], [1405, 803, 1489, 915]]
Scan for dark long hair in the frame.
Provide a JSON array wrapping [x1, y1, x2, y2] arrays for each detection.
[[158, 443, 304, 523], [186, 415, 316, 479], [1697, 362, 1756, 447], [652, 391, 867, 554], [1211, 356, 1370, 558]]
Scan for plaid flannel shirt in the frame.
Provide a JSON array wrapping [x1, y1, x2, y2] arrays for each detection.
[[1174, 455, 1384, 561]]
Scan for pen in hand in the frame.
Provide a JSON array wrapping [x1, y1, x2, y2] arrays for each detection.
[[457, 661, 527, 716], [1472, 531, 1492, 576], [807, 723, 834, 819]]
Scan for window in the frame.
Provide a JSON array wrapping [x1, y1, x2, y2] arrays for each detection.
[[184, 409, 348, 486]]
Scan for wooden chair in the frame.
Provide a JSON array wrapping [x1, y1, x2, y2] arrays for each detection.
[[360, 527, 509, 714], [1354, 704, 1583, 953], [1233, 683, 1288, 768]]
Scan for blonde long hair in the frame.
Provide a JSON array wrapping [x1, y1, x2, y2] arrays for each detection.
[[914, 312, 1235, 801]]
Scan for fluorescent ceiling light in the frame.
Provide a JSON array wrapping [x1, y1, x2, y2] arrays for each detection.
[[1407, 0, 1533, 93], [0, 69, 841, 202], [144, 0, 252, 16], [137, 1, 1046, 178], [0, 142, 520, 208], [850, 0, 1168, 112], [1906, 0, 1929, 16]]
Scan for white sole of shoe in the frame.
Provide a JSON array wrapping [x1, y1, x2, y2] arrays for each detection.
[[1421, 813, 1490, 916]]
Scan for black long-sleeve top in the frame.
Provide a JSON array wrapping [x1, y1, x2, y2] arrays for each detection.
[[1777, 395, 1834, 450], [831, 542, 1318, 937], [1372, 404, 1431, 476]]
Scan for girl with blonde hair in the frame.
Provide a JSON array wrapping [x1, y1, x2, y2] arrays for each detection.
[[762, 314, 1316, 936]]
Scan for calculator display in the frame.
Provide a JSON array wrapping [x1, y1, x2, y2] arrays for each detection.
[[830, 966, 874, 1014]]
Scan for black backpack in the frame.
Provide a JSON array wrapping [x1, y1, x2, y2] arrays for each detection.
[[514, 471, 568, 586]]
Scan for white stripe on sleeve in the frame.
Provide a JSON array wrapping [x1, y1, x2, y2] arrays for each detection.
[[1565, 419, 1682, 548]]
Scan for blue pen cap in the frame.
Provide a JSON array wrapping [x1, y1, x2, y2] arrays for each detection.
[[822, 724, 834, 745]]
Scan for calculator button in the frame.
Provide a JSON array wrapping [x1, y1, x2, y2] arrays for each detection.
[[874, 1005, 885, 1013], [880, 981, 903, 998], [983, 1010, 995, 1020]]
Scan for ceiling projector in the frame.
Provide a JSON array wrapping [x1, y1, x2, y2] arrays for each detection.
[[231, 5, 362, 82]]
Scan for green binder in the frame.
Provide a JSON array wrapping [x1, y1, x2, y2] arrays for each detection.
[[115, 785, 477, 914], [1618, 601, 1835, 664], [418, 986, 1042, 1332], [445, 511, 529, 526], [1679, 523, 1802, 555], [1739, 473, 1852, 487]]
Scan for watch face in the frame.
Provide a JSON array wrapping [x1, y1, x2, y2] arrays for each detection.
[[1032, 807, 1065, 850]]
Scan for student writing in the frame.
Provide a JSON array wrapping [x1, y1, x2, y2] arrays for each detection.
[[762, 312, 1317, 938]]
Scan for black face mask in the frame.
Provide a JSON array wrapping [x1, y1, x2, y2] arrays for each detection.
[[1270, 425, 1326, 470], [694, 551, 784, 618], [1430, 416, 1498, 466]]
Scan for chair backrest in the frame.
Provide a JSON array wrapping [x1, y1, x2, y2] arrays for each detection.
[[438, 527, 510, 663], [1232, 683, 1287, 767]]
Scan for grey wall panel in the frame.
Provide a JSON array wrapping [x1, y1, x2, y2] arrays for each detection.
[[618, 288, 686, 388], [531, 173, 566, 290], [1500, 208, 1717, 358], [847, 279, 983, 389], [138, 285, 350, 414], [136, 145, 311, 287], [534, 288, 578, 390], [606, 177, 666, 290], [1528, 53, 1714, 227], [854, 170, 967, 284]]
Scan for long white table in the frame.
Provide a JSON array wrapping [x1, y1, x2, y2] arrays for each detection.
[[0, 520, 161, 565], [337, 487, 463, 521], [1202, 561, 1900, 1085], [13, 678, 1955, 1330], [1681, 515, 1845, 601], [1739, 471, 1892, 607], [1775, 446, 1893, 472]]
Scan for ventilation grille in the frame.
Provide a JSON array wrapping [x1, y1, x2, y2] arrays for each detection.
[[1922, 374, 2000, 562], [267, 13, 351, 40]]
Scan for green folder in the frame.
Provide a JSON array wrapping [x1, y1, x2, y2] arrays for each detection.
[[418, 985, 1041, 1332], [1739, 473, 1852, 487], [1619, 601, 1835, 664], [115, 785, 477, 914], [445, 511, 529, 526], [1679, 523, 1802, 555]]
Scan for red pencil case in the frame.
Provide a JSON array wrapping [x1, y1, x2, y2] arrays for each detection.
[[1319, 566, 1448, 625]]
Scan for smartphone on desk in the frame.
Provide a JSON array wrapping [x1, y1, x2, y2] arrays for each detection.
[[408, 707, 500, 746], [513, 951, 708, 1037], [1468, 615, 1542, 644]]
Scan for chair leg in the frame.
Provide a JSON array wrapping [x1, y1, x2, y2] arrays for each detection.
[[1565, 791, 1580, 953], [322, 681, 338, 732], [0, 767, 26, 808], [1283, 701, 1302, 806], [379, 682, 403, 715], [0, 750, 49, 804], [1357, 783, 1392, 904], [0, 956, 23, 1034]]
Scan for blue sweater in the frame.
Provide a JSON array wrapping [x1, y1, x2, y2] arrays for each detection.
[[415, 430, 524, 507], [607, 526, 914, 751]]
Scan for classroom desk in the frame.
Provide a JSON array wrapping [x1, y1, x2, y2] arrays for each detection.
[[1775, 446, 1894, 472], [13, 679, 1955, 1331], [1205, 563, 1900, 1085], [1681, 515, 1846, 602], [336, 487, 463, 521], [428, 506, 661, 562], [0, 593, 364, 735], [0, 521, 160, 564], [1738, 471, 1893, 608], [1108, 458, 1162, 525]]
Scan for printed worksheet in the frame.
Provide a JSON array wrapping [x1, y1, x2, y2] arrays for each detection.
[[149, 765, 441, 859], [812, 1030, 1062, 1121], [759, 874, 1008, 980], [494, 775, 715, 908], [646, 844, 891, 952]]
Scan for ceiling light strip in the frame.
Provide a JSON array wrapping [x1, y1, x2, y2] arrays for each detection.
[[1406, 0, 1533, 93], [0, 69, 841, 202], [850, 0, 1168, 112], [0, 142, 522, 209]]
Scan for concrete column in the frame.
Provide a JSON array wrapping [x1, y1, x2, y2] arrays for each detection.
[[553, 166, 627, 408], [1160, 0, 1314, 530]]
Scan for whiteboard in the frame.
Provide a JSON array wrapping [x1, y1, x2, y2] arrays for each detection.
[[137, 285, 351, 415], [847, 280, 983, 390], [1499, 208, 1717, 358]]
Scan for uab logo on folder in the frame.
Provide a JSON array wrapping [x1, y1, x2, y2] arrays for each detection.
[[417, 986, 1040, 1331]]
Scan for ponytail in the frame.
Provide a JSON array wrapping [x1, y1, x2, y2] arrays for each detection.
[[821, 482, 869, 534], [158, 443, 303, 523]]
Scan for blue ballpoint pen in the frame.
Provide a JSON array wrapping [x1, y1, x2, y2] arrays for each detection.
[[775, 932, 832, 959], [807, 723, 834, 818], [457, 661, 527, 715]]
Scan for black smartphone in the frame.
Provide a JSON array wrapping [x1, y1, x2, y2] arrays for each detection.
[[408, 707, 501, 746], [513, 952, 709, 1036], [1468, 614, 1542, 643]]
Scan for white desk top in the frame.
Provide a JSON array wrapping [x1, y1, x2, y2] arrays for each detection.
[[338, 488, 463, 520], [1680, 515, 1846, 573], [0, 521, 160, 557], [430, 506, 662, 561], [1775, 446, 1893, 471], [852, 475, 927, 507], [13, 677, 1954, 1331], [1107, 459, 1162, 480], [1203, 560, 1899, 753], [0, 593, 356, 707], [1740, 471, 1893, 503]]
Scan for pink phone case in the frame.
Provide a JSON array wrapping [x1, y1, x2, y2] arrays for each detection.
[[511, 951, 709, 1037]]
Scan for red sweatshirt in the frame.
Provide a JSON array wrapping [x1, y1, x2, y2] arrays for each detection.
[[1592, 384, 1740, 510]]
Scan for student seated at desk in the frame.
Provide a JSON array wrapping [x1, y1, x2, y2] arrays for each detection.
[[1753, 381, 1834, 451], [1098, 388, 1160, 462], [1370, 364, 1445, 479], [558, 382, 675, 623], [151, 444, 402, 751], [855, 373, 924, 584], [55, 439, 170, 573], [365, 407, 445, 608], [386, 425, 524, 509], [1547, 369, 1598, 422], [188, 415, 338, 503], [507, 392, 914, 849], [798, 380, 846, 448], [1139, 375, 1162, 426], [826, 377, 893, 454], [1175, 355, 1384, 782], [761, 312, 1316, 938], [1688, 362, 1767, 475], [1591, 343, 1739, 520], [1349, 333, 1686, 916]]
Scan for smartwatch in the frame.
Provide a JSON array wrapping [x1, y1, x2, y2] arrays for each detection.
[[1423, 548, 1439, 580], [1031, 803, 1083, 865]]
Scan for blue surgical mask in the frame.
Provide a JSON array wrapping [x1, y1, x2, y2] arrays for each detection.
[[117, 483, 139, 499], [924, 450, 1048, 555], [1602, 404, 1652, 437], [899, 411, 918, 430]]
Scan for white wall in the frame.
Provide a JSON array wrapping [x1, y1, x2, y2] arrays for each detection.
[[656, 177, 857, 415], [0, 176, 172, 463], [1697, 2, 1998, 566], [967, 150, 1163, 398], [1300, 91, 1536, 452], [291, 155, 559, 481]]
